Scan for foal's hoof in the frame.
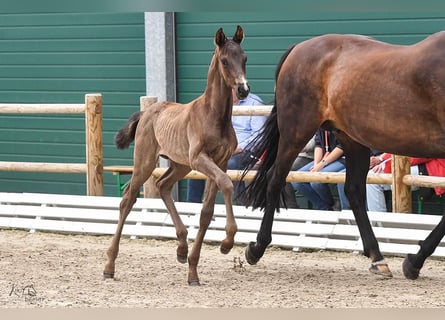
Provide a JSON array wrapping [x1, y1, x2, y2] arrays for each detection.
[[103, 272, 115, 280], [220, 244, 231, 255], [402, 254, 420, 280], [177, 254, 188, 264], [369, 261, 393, 278], [245, 242, 260, 265], [188, 280, 201, 286]]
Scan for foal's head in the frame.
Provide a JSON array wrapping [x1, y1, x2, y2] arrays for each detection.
[[214, 25, 250, 99]]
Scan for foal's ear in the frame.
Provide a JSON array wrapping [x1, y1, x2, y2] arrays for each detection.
[[214, 28, 227, 48], [232, 25, 244, 44]]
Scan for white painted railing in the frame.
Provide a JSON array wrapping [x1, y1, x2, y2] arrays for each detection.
[[1, 192, 444, 257]]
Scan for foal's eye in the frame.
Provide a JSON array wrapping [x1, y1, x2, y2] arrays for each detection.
[[221, 59, 228, 67]]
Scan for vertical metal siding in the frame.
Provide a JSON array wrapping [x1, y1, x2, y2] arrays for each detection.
[[175, 12, 445, 103], [0, 13, 145, 195]]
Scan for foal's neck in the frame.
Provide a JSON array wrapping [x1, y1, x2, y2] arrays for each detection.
[[202, 55, 233, 121]]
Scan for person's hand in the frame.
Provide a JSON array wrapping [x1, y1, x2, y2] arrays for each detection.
[[371, 163, 385, 173], [233, 146, 243, 155], [370, 156, 383, 168], [310, 161, 325, 172]]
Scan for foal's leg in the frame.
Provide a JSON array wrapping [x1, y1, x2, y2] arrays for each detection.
[[156, 162, 191, 264], [403, 213, 445, 279], [103, 146, 157, 279], [187, 179, 219, 285], [192, 157, 237, 255], [341, 138, 392, 277]]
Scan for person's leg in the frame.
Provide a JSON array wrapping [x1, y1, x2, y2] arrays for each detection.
[[410, 165, 419, 191], [187, 179, 205, 203], [310, 161, 345, 210], [291, 156, 312, 171], [366, 176, 390, 212], [337, 169, 350, 210], [293, 161, 332, 210], [282, 183, 298, 208], [281, 156, 313, 209]]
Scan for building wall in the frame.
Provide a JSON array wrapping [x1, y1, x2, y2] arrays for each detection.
[[0, 12, 146, 195], [175, 12, 445, 104]]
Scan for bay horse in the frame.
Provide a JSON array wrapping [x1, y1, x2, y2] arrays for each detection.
[[103, 26, 249, 285], [242, 31, 445, 280]]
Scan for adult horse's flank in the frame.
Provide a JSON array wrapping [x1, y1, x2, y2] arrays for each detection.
[[104, 26, 249, 285], [242, 31, 445, 280]]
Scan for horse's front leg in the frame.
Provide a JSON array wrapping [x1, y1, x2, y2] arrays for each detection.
[[187, 180, 219, 286], [403, 213, 445, 279], [214, 173, 238, 254], [192, 157, 238, 255], [103, 178, 140, 279]]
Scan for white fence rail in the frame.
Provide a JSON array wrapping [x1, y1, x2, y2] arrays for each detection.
[[1, 192, 444, 257]]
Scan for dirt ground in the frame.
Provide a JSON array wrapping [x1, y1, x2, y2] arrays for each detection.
[[1, 228, 445, 308]]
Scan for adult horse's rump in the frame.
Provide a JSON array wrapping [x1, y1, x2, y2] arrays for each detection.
[[243, 31, 445, 279], [104, 26, 249, 285]]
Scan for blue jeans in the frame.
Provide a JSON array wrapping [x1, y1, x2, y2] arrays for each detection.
[[292, 160, 345, 210], [336, 169, 350, 210], [366, 165, 419, 212], [186, 152, 248, 203]]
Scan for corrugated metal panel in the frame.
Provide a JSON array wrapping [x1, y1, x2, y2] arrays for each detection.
[[175, 12, 445, 103], [0, 12, 145, 195]]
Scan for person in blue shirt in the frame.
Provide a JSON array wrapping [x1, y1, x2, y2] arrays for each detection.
[[186, 89, 266, 204]]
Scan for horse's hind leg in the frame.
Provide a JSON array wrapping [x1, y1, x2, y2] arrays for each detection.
[[340, 136, 392, 277], [403, 213, 445, 279], [156, 163, 191, 264], [103, 152, 156, 279], [246, 141, 300, 265]]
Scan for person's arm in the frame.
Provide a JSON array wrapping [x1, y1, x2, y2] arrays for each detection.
[[311, 147, 344, 172]]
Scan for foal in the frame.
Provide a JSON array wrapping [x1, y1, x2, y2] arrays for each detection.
[[103, 26, 249, 285]]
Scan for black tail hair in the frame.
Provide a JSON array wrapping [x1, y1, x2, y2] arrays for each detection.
[[239, 105, 280, 210], [114, 111, 142, 150], [239, 44, 296, 210]]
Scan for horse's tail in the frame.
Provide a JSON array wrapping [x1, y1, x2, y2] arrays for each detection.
[[240, 44, 296, 210], [240, 104, 280, 210], [114, 111, 141, 150]]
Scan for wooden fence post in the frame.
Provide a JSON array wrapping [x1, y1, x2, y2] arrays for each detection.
[[140, 96, 160, 198], [392, 155, 411, 213], [85, 93, 104, 196]]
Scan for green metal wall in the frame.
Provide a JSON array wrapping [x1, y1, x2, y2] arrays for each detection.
[[0, 12, 146, 196], [176, 12, 445, 104], [175, 12, 445, 201]]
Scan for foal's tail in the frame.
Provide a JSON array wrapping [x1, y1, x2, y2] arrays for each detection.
[[114, 111, 141, 149], [240, 104, 280, 210]]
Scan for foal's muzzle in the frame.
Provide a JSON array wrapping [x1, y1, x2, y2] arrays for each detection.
[[236, 82, 250, 100]]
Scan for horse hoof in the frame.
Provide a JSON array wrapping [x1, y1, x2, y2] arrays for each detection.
[[369, 262, 393, 278], [103, 272, 115, 279], [220, 245, 231, 255], [402, 254, 420, 280], [177, 254, 187, 264], [188, 280, 200, 286], [245, 243, 260, 265]]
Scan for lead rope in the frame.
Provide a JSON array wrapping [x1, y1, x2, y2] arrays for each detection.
[[324, 130, 329, 153]]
